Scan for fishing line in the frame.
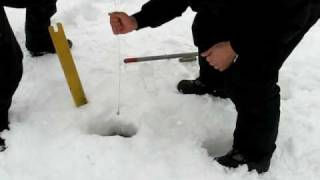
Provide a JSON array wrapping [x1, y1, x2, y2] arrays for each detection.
[[114, 0, 122, 116]]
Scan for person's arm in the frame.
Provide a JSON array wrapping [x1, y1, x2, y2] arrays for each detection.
[[132, 0, 189, 30], [228, 0, 312, 57], [0, 0, 56, 8]]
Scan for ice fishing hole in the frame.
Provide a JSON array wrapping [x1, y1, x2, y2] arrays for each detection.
[[88, 120, 138, 138]]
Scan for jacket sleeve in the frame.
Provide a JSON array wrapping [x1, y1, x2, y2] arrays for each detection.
[[228, 0, 313, 57], [132, 0, 189, 29], [0, 0, 56, 8]]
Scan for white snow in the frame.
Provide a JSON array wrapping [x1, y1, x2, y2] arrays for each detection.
[[1, 0, 320, 179]]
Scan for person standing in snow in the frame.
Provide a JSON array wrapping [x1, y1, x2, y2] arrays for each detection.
[[109, 0, 320, 173], [0, 0, 72, 150]]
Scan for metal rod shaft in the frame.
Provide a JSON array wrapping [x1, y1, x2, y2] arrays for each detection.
[[124, 52, 198, 63], [179, 56, 197, 62]]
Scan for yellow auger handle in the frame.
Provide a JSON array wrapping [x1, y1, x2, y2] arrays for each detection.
[[49, 23, 88, 107]]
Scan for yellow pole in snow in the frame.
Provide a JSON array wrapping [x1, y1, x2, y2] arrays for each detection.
[[49, 23, 88, 107]]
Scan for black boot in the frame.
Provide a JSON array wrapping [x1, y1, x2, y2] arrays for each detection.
[[27, 39, 73, 57], [24, 4, 71, 57], [0, 110, 8, 152], [0, 138, 6, 152], [177, 78, 228, 98], [215, 149, 271, 174]]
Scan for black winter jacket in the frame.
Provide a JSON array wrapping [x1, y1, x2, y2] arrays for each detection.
[[133, 0, 320, 56]]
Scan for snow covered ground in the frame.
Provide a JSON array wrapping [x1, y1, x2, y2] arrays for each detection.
[[1, 0, 320, 179]]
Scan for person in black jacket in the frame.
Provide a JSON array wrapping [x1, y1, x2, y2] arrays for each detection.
[[0, 0, 71, 150], [0, 6, 22, 150], [25, 2, 60, 57], [1, 0, 72, 56], [109, 0, 320, 173]]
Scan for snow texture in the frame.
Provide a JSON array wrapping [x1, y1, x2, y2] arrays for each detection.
[[1, 0, 320, 179]]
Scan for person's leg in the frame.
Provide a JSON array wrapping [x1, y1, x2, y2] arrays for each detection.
[[217, 31, 308, 173], [0, 46, 23, 132], [0, 57, 22, 148], [25, 3, 57, 55], [228, 64, 281, 159], [0, 8, 23, 147], [0, 99, 11, 131], [215, 51, 282, 173]]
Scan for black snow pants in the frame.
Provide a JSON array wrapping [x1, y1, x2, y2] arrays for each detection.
[[0, 3, 56, 132], [0, 7, 23, 131], [192, 11, 317, 161], [25, 4, 57, 51]]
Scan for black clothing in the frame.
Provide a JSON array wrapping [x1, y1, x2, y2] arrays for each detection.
[[132, 0, 320, 169], [25, 4, 57, 53], [0, 7, 23, 132], [29, 39, 73, 57], [177, 77, 228, 98], [133, 0, 319, 54], [1, 1, 57, 132], [0, 0, 57, 8], [0, 0, 57, 52], [216, 149, 271, 174]]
